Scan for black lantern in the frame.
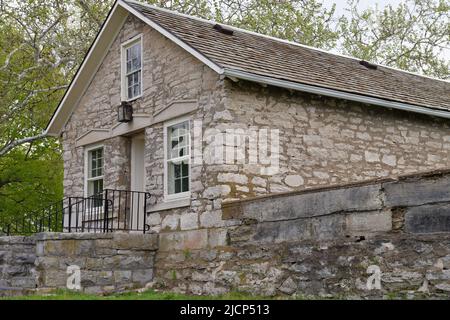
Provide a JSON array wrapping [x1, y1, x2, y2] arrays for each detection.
[[117, 101, 133, 123]]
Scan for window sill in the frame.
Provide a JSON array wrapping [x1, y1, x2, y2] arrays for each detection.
[[122, 95, 142, 103], [148, 198, 191, 212]]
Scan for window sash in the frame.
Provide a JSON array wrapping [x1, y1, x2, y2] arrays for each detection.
[[88, 148, 103, 179], [87, 147, 104, 199], [166, 120, 190, 197], [123, 40, 142, 100], [167, 121, 190, 160], [126, 43, 141, 74]]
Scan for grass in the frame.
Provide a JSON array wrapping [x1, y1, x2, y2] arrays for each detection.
[[1, 289, 276, 300]]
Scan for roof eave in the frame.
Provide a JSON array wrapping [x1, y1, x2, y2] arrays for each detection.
[[223, 68, 450, 120]]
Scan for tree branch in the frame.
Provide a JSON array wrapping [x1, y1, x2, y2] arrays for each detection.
[[0, 132, 47, 157]]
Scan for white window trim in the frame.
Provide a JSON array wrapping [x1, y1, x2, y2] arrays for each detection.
[[84, 143, 104, 198], [163, 116, 191, 202], [121, 34, 143, 102]]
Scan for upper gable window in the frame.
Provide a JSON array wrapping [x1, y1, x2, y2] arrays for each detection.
[[121, 35, 142, 101]]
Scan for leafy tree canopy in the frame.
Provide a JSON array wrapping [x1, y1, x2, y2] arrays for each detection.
[[0, 0, 448, 225]]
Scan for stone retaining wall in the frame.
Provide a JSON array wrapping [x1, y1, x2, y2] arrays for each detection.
[[0, 233, 158, 295], [0, 236, 36, 295], [153, 170, 450, 298], [3, 171, 450, 298]]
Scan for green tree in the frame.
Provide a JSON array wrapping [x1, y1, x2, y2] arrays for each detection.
[[0, 0, 449, 231], [340, 0, 450, 79], [0, 0, 106, 227]]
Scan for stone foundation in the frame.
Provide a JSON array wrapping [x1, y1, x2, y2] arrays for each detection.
[[152, 170, 450, 299], [0, 233, 158, 296], [0, 236, 36, 296], [154, 234, 450, 298], [3, 171, 450, 298]]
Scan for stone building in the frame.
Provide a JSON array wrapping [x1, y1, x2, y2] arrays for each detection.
[[46, 0, 450, 239]]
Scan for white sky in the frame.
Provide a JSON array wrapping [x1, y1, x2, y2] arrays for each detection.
[[323, 0, 450, 62], [323, 0, 405, 16]]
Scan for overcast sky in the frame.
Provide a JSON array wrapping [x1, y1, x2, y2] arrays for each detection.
[[324, 0, 405, 15], [323, 0, 450, 62]]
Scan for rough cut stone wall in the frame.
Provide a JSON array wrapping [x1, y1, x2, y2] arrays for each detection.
[[62, 15, 224, 204], [34, 233, 158, 294], [212, 80, 450, 200], [143, 76, 450, 238], [62, 13, 450, 245], [152, 170, 450, 298], [0, 233, 158, 296], [0, 236, 36, 294]]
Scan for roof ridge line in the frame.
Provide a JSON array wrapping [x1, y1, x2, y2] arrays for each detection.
[[124, 0, 450, 84]]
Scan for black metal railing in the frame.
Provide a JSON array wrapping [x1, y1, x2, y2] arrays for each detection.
[[0, 199, 68, 236], [0, 189, 151, 236]]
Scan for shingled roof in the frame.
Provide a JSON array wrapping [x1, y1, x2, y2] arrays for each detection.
[[125, 0, 449, 112], [45, 0, 450, 136]]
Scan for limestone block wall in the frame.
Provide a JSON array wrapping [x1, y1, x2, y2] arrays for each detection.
[[34, 233, 158, 294], [212, 80, 450, 200], [62, 14, 224, 204], [153, 170, 450, 298], [144, 78, 450, 238], [0, 233, 158, 296], [0, 236, 36, 292]]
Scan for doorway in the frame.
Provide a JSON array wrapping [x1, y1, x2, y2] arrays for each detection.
[[131, 133, 145, 192], [130, 133, 146, 231]]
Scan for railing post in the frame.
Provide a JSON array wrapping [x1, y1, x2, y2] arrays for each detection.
[[103, 189, 109, 233], [143, 193, 149, 234], [68, 198, 72, 233]]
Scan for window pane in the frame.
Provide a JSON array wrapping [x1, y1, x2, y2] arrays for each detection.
[[125, 41, 142, 99], [126, 47, 131, 64], [182, 177, 189, 192], [88, 179, 103, 197], [181, 162, 189, 178], [167, 121, 189, 160], [175, 178, 181, 194], [174, 163, 181, 179], [132, 58, 140, 70], [167, 121, 190, 195], [88, 179, 103, 207], [168, 162, 174, 194]]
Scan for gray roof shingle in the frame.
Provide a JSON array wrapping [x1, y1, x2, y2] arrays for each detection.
[[126, 1, 450, 112]]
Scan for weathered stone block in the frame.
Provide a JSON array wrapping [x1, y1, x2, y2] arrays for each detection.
[[42, 270, 67, 287], [132, 269, 153, 284], [251, 215, 345, 244], [109, 233, 158, 250], [384, 175, 450, 207], [345, 211, 392, 235], [81, 270, 114, 287], [180, 212, 198, 230], [114, 270, 132, 283], [161, 214, 180, 231], [236, 184, 382, 222], [405, 204, 450, 234], [208, 228, 228, 247], [159, 229, 208, 251], [42, 239, 94, 257]]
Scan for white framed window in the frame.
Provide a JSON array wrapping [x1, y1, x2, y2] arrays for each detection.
[[164, 117, 191, 201], [121, 34, 142, 101], [84, 145, 104, 203]]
